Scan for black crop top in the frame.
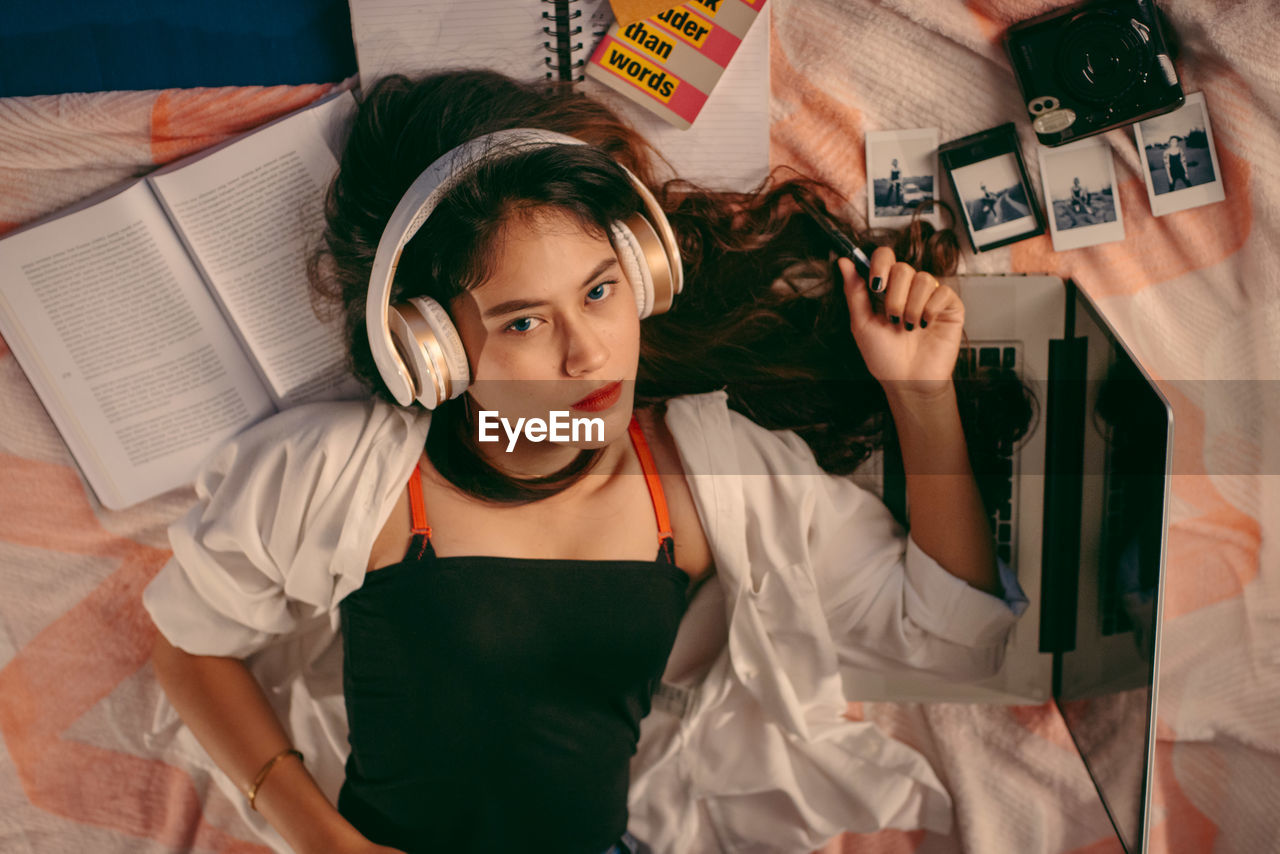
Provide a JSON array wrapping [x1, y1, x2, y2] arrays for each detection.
[[337, 416, 689, 853]]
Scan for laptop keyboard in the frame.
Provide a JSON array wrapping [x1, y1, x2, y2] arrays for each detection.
[[961, 344, 1020, 569]]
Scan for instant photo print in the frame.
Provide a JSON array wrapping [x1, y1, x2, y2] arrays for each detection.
[[1133, 91, 1225, 217], [866, 128, 942, 228], [939, 123, 1045, 253], [1038, 136, 1125, 251]]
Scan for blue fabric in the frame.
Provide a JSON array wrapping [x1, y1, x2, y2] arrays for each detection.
[[1, 0, 356, 96]]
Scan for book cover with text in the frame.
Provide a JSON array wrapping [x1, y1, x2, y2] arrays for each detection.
[[585, 0, 767, 130]]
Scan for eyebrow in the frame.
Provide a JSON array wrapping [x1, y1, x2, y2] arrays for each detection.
[[481, 257, 620, 320]]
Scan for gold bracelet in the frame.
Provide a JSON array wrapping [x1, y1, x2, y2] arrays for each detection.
[[246, 747, 304, 811]]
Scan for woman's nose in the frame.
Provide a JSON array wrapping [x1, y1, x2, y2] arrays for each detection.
[[562, 317, 609, 377]]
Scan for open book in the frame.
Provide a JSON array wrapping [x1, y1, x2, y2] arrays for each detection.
[[0, 89, 363, 510]]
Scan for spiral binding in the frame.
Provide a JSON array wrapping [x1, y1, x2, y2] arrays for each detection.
[[541, 0, 591, 83]]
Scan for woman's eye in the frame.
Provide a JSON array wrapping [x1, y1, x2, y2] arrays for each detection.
[[502, 282, 614, 334], [505, 317, 541, 334]]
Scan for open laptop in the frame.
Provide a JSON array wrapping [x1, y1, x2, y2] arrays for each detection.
[[843, 274, 1173, 854]]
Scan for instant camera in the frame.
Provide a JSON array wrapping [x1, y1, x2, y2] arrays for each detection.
[[1004, 0, 1184, 146]]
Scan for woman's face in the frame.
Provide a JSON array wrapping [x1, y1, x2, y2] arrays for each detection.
[[449, 207, 640, 453]]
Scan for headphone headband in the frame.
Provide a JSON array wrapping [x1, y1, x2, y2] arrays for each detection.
[[365, 128, 683, 406]]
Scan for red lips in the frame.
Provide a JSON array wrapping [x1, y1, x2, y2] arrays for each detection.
[[571, 380, 623, 412]]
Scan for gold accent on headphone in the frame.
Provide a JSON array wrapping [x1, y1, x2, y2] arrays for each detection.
[[624, 211, 673, 315], [395, 303, 452, 404]]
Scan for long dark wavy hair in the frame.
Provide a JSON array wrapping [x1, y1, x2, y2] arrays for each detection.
[[309, 70, 1036, 509]]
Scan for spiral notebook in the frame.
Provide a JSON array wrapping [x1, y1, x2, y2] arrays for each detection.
[[347, 0, 769, 189]]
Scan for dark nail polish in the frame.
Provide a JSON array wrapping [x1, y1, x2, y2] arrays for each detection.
[[920, 319, 928, 328], [870, 276, 883, 293], [890, 315, 900, 324], [904, 322, 914, 331]]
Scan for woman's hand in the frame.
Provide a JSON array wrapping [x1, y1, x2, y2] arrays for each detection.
[[838, 248, 1001, 596], [838, 247, 964, 398]]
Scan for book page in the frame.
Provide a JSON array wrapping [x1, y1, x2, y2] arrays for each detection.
[[0, 183, 274, 509], [347, 0, 768, 189], [149, 92, 361, 407]]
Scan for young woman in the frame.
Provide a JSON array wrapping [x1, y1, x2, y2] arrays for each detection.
[[144, 70, 1033, 854], [1163, 135, 1190, 190], [1070, 176, 1095, 219]]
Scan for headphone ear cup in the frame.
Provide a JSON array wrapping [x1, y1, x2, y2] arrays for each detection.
[[610, 220, 655, 318], [387, 296, 470, 409]]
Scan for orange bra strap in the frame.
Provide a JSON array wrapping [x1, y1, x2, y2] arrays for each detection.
[[628, 415, 673, 546], [406, 461, 432, 541]]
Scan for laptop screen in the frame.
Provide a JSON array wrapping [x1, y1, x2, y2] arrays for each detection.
[[1054, 283, 1172, 854]]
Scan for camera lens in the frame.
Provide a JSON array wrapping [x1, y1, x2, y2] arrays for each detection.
[[1056, 12, 1152, 103]]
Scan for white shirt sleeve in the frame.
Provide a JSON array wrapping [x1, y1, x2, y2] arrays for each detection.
[[767, 427, 1029, 681], [142, 399, 429, 659]]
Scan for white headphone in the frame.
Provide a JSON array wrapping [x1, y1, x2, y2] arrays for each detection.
[[365, 128, 684, 408]]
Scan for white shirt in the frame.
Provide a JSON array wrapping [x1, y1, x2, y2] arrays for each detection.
[[143, 390, 1027, 853]]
